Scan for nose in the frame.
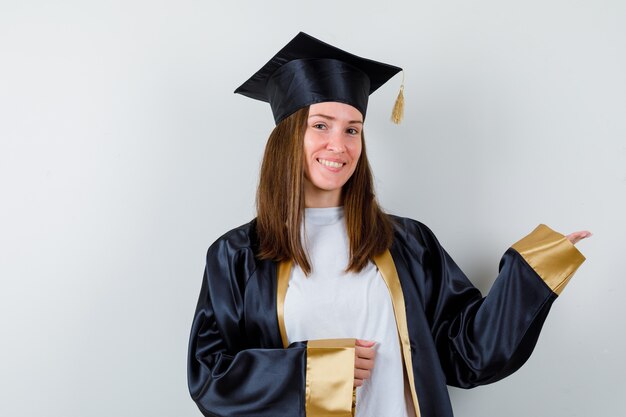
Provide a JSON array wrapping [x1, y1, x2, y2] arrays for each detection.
[[326, 130, 347, 153]]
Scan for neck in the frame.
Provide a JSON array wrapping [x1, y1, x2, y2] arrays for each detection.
[[303, 182, 342, 208]]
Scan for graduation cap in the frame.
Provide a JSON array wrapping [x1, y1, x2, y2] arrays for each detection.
[[235, 32, 404, 124]]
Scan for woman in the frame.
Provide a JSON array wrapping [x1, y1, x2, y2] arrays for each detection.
[[187, 32, 590, 417]]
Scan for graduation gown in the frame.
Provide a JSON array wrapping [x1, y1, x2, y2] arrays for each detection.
[[187, 216, 585, 417]]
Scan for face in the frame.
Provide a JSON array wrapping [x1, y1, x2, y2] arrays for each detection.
[[303, 102, 363, 207]]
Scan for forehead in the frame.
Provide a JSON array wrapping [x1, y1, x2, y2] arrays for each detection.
[[309, 102, 364, 122]]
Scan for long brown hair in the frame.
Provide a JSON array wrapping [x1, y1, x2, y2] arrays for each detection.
[[256, 106, 393, 274]]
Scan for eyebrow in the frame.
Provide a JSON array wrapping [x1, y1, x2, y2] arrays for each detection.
[[308, 114, 363, 124]]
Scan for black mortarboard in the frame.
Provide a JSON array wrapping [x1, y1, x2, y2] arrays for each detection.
[[234, 32, 403, 124]]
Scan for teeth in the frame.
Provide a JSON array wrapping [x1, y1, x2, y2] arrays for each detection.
[[318, 159, 344, 168]]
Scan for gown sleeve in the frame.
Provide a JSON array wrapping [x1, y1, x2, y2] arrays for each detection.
[[187, 232, 356, 417], [420, 223, 585, 388]]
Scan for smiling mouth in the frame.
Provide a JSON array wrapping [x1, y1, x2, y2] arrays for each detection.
[[317, 158, 345, 168]]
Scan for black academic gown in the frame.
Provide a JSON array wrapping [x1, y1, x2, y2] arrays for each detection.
[[187, 216, 585, 417]]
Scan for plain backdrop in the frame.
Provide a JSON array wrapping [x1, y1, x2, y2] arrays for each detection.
[[1, 1, 625, 416]]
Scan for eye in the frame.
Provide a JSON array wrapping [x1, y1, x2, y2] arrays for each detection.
[[312, 123, 327, 130], [346, 127, 360, 135]]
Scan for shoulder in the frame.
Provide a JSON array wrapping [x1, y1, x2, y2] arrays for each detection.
[[387, 214, 444, 254], [200, 219, 265, 292], [388, 214, 436, 243], [205, 219, 260, 269]]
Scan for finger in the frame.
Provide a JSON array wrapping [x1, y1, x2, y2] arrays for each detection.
[[566, 232, 584, 243], [355, 357, 375, 370], [356, 339, 376, 347], [355, 346, 376, 360], [354, 368, 371, 381], [566, 231, 592, 244], [354, 378, 363, 387], [567, 230, 592, 238], [567, 234, 581, 244]]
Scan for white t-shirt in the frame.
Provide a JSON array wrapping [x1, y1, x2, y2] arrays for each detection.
[[283, 207, 411, 417]]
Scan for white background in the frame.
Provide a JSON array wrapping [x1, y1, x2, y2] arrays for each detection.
[[1, 1, 624, 416]]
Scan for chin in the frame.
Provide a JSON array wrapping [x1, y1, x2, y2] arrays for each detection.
[[312, 178, 348, 192]]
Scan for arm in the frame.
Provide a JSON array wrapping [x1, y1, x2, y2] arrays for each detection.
[[421, 224, 585, 388], [187, 237, 355, 417]]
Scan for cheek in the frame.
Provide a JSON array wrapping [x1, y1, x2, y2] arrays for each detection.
[[303, 157, 313, 179], [303, 151, 320, 181], [303, 132, 323, 157], [343, 147, 362, 178], [349, 141, 363, 162]]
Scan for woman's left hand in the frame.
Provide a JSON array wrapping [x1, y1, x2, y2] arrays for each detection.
[[566, 231, 592, 245]]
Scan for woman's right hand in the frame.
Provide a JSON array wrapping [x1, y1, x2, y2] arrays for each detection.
[[354, 339, 376, 387], [566, 230, 592, 245]]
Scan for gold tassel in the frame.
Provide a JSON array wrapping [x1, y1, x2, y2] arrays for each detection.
[[391, 71, 405, 124]]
